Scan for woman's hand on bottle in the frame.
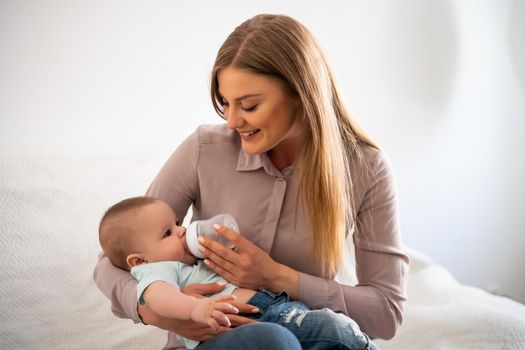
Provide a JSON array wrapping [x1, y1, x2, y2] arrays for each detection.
[[138, 283, 258, 341], [198, 225, 300, 298]]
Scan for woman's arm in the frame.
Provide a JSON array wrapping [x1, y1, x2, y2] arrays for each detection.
[[201, 232, 406, 340], [93, 253, 142, 322], [200, 150, 408, 340]]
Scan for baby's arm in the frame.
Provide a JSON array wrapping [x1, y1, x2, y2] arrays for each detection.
[[143, 281, 238, 330]]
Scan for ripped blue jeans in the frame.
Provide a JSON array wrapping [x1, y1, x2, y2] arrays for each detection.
[[246, 289, 380, 350]]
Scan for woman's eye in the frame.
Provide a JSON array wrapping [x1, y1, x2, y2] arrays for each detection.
[[219, 97, 229, 107], [242, 104, 258, 112], [163, 229, 172, 238]]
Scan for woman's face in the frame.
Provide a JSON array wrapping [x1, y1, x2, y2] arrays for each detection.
[[217, 66, 302, 160]]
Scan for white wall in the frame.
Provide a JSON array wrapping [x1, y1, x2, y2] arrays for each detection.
[[1, 0, 524, 302]]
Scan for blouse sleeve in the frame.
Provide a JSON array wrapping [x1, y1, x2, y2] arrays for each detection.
[[146, 130, 199, 221], [93, 252, 141, 323], [298, 150, 409, 340], [92, 130, 200, 322]]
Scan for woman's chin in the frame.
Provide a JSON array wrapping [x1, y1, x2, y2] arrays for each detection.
[[241, 142, 267, 156]]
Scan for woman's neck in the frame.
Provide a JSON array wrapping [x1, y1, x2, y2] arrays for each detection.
[[268, 120, 304, 171], [268, 155, 292, 171], [268, 141, 299, 171]]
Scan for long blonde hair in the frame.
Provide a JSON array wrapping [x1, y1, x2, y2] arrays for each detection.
[[210, 14, 378, 278]]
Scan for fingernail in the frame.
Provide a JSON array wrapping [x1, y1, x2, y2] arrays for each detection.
[[198, 244, 205, 252], [203, 259, 210, 265], [217, 281, 226, 285], [213, 224, 221, 230], [251, 307, 259, 313], [198, 237, 205, 243]]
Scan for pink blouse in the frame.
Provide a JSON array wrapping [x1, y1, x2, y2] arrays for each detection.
[[94, 123, 409, 346]]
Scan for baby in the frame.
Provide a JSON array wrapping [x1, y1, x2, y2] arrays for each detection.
[[99, 196, 379, 350]]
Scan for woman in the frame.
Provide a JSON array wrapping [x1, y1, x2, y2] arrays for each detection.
[[94, 14, 408, 349]]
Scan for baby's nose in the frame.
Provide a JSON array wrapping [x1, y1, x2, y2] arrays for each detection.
[[177, 226, 186, 238]]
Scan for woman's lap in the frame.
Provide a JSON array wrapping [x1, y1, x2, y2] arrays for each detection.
[[194, 322, 301, 350]]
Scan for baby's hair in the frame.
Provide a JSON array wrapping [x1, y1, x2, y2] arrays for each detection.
[[99, 196, 158, 270]]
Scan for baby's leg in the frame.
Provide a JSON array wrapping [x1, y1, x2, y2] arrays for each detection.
[[260, 302, 379, 350]]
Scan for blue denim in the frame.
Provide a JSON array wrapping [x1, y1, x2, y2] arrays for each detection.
[[245, 289, 380, 350], [194, 322, 301, 350]]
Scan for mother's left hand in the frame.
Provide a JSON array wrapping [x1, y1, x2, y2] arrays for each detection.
[[197, 224, 279, 291]]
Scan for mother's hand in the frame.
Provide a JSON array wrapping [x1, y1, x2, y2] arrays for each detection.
[[198, 225, 300, 298], [138, 283, 258, 342]]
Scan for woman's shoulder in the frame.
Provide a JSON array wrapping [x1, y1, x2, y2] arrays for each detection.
[[360, 144, 390, 170], [195, 123, 239, 145], [351, 143, 396, 189], [352, 143, 391, 170]]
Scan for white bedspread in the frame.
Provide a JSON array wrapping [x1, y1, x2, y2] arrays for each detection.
[[1, 151, 524, 349]]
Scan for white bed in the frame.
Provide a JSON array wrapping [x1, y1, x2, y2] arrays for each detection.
[[1, 150, 524, 349]]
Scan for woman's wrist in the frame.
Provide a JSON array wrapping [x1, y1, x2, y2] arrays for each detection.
[[267, 262, 300, 300]]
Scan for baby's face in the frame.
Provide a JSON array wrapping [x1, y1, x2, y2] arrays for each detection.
[[133, 200, 196, 265]]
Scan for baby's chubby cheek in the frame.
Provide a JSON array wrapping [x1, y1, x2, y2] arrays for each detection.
[[181, 236, 197, 264]]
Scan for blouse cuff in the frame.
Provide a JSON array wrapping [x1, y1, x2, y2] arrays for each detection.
[[298, 272, 346, 313]]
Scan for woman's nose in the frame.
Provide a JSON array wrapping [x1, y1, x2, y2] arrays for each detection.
[[226, 107, 243, 129]]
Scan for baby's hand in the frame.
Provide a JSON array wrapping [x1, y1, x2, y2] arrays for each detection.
[[190, 295, 239, 330]]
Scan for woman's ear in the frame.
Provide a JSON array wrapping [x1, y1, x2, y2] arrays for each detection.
[[127, 253, 147, 268]]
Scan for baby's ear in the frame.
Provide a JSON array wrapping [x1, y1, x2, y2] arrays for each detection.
[[127, 253, 147, 268]]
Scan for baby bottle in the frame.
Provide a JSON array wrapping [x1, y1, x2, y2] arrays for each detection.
[[186, 213, 239, 259]]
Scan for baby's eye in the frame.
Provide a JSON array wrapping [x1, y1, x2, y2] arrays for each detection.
[[163, 229, 172, 238], [176, 220, 181, 226]]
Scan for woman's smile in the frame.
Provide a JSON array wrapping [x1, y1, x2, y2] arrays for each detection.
[[238, 128, 261, 140]]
